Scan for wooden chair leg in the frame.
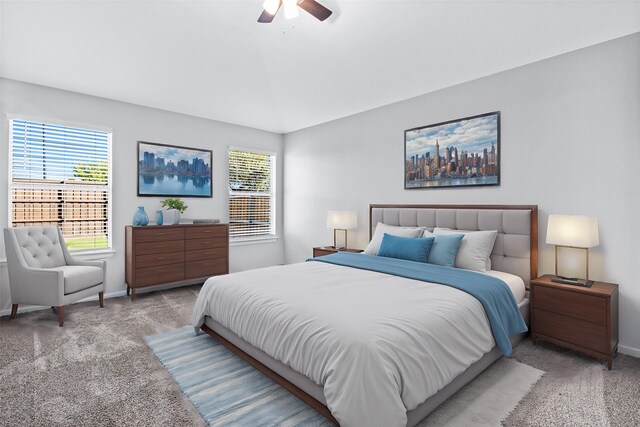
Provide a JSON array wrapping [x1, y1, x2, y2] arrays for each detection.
[[58, 306, 65, 327], [99, 291, 104, 308], [10, 304, 18, 319]]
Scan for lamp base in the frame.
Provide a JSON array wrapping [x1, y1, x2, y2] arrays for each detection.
[[551, 276, 593, 288]]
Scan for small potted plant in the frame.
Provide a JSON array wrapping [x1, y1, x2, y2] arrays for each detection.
[[160, 198, 188, 225]]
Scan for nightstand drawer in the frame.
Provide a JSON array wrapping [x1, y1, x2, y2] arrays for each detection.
[[534, 286, 607, 325], [533, 309, 607, 354], [314, 249, 335, 257]]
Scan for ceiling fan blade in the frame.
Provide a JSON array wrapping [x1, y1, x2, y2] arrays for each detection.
[[257, 1, 282, 23], [299, 0, 333, 21]]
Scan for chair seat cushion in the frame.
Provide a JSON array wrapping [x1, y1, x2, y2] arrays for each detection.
[[52, 266, 104, 294]]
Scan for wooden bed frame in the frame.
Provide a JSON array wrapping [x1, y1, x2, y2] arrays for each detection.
[[200, 203, 539, 426]]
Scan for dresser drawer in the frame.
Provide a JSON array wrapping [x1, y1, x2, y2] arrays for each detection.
[[186, 259, 227, 279], [533, 309, 607, 354], [135, 240, 185, 255], [135, 263, 185, 286], [186, 247, 228, 262], [135, 228, 184, 243], [136, 252, 185, 268], [534, 286, 607, 325], [185, 226, 226, 240], [186, 238, 227, 251]]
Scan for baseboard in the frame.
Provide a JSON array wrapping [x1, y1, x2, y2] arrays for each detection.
[[0, 289, 127, 317], [618, 344, 640, 358]]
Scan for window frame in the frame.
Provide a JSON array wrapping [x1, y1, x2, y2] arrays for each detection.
[[7, 114, 114, 254], [228, 146, 277, 243]]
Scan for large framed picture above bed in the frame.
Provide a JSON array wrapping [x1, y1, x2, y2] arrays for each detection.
[[405, 111, 500, 189], [137, 141, 212, 197]]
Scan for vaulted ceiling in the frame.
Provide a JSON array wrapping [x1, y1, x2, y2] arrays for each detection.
[[2, 1, 639, 133]]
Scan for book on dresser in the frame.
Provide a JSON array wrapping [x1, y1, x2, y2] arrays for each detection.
[[125, 223, 229, 300]]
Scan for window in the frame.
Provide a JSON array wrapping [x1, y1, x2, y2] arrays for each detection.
[[228, 148, 276, 239], [9, 118, 112, 252]]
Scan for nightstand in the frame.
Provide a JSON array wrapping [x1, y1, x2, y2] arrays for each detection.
[[313, 246, 363, 258], [530, 274, 619, 369]]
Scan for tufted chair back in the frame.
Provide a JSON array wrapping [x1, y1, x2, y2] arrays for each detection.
[[11, 227, 67, 268]]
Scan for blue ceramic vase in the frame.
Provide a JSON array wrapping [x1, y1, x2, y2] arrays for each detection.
[[156, 210, 163, 226], [132, 206, 149, 226]]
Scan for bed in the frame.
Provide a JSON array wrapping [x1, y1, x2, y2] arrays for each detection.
[[192, 204, 538, 426]]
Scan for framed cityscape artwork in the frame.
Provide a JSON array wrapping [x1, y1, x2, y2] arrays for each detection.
[[404, 111, 500, 189], [137, 141, 212, 197]]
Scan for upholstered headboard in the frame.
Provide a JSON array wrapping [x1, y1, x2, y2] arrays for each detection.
[[369, 204, 538, 284]]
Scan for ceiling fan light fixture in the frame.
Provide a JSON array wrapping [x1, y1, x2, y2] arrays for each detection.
[[262, 0, 280, 16], [283, 0, 299, 19]]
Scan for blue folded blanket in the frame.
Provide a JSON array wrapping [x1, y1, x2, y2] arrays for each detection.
[[308, 252, 527, 356]]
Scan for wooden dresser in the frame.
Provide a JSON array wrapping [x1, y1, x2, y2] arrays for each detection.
[[530, 274, 619, 369], [125, 223, 229, 300]]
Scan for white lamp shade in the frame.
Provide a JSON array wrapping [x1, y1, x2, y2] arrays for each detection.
[[282, 0, 299, 19], [546, 215, 599, 248], [327, 211, 357, 229], [262, 0, 280, 15]]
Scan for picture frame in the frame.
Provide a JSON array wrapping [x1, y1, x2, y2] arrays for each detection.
[[404, 111, 500, 189], [137, 141, 213, 197]]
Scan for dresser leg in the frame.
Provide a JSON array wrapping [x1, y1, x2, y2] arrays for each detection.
[[608, 358, 613, 370], [10, 304, 18, 319], [126, 285, 130, 296], [130, 288, 136, 301]]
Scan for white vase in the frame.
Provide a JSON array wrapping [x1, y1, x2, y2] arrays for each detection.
[[165, 209, 181, 225]]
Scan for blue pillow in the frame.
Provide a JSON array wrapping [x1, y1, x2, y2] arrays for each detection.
[[378, 233, 434, 263], [427, 234, 464, 267]]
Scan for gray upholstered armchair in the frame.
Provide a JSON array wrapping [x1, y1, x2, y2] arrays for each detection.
[[3, 226, 106, 326]]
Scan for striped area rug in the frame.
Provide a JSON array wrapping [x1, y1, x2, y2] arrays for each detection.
[[144, 326, 332, 427]]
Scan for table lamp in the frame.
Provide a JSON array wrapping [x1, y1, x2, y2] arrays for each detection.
[[546, 214, 599, 285], [326, 211, 357, 250]]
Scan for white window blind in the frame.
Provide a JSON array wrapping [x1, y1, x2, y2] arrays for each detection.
[[228, 148, 276, 239], [9, 119, 112, 252]]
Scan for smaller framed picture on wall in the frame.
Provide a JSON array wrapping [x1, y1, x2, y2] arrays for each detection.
[[404, 111, 500, 189], [137, 141, 213, 197]]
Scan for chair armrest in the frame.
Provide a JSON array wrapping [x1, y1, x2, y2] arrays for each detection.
[[20, 265, 64, 281], [8, 266, 65, 305], [65, 258, 106, 284], [66, 258, 106, 269]]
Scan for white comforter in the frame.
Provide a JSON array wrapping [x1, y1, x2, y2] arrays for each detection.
[[192, 261, 496, 427]]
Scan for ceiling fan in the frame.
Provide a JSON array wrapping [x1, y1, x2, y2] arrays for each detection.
[[258, 0, 333, 23]]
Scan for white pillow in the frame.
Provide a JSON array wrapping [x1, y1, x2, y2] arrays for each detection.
[[364, 223, 424, 256], [427, 228, 492, 269], [433, 228, 498, 272]]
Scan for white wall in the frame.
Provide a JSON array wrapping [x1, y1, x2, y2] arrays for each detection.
[[283, 34, 640, 354], [0, 78, 284, 311]]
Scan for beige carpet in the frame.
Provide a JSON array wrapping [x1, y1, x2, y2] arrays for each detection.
[[0, 285, 638, 426], [507, 340, 640, 426], [421, 358, 543, 426]]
